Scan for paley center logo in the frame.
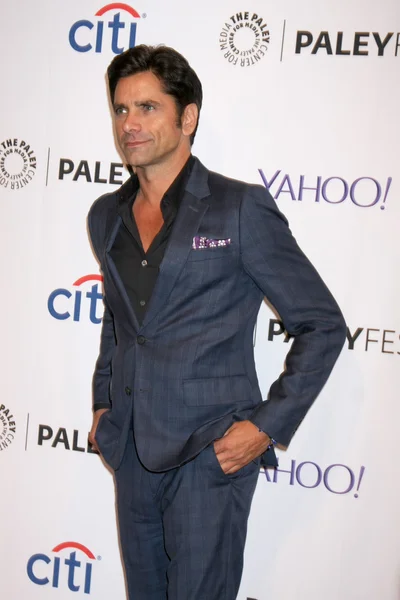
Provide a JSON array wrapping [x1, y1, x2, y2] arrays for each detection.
[[69, 3, 143, 54], [219, 11, 270, 67], [0, 403, 16, 451], [0, 138, 37, 190], [27, 541, 99, 594], [48, 275, 104, 324]]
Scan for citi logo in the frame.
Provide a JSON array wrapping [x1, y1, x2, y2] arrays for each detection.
[[48, 275, 104, 324], [69, 3, 142, 54], [27, 541, 98, 594]]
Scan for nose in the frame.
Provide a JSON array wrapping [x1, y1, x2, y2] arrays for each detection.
[[122, 110, 142, 134]]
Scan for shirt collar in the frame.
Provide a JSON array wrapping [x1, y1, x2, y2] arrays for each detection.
[[117, 154, 195, 220], [160, 154, 195, 218]]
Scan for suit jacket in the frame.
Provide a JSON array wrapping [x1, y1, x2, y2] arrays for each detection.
[[88, 157, 346, 472]]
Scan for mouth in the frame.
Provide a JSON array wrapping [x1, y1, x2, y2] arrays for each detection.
[[124, 140, 149, 149]]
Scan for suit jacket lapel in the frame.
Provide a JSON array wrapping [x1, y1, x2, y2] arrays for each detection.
[[141, 158, 211, 330]]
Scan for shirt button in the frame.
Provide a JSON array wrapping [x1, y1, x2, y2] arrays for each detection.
[[141, 260, 148, 267], [125, 386, 132, 395], [137, 335, 146, 345], [139, 300, 146, 307]]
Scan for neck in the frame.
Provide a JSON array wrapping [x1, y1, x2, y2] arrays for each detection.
[[135, 150, 191, 207]]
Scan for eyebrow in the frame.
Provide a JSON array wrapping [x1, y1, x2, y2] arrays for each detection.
[[113, 99, 162, 111], [135, 99, 161, 107]]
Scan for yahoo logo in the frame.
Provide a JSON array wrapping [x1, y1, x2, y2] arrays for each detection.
[[261, 459, 366, 498], [259, 169, 392, 210], [27, 541, 98, 594], [69, 3, 142, 54], [48, 275, 103, 324]]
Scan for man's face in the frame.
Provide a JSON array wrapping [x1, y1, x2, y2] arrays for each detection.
[[113, 71, 195, 169]]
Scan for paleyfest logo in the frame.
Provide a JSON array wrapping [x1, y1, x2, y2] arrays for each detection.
[[265, 318, 400, 356], [259, 168, 393, 210], [219, 11, 270, 67], [69, 3, 143, 54], [0, 138, 37, 190], [27, 541, 99, 594]]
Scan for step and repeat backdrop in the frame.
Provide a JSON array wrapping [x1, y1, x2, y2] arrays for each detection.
[[1, 0, 399, 598]]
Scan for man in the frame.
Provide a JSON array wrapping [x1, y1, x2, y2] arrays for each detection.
[[88, 45, 346, 600]]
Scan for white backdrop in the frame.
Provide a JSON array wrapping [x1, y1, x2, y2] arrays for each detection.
[[1, 1, 399, 598]]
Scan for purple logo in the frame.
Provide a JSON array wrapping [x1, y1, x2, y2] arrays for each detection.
[[259, 169, 392, 210], [261, 459, 366, 498]]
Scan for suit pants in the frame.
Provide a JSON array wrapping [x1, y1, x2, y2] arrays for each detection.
[[114, 430, 260, 600]]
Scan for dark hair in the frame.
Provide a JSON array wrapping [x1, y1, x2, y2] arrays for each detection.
[[107, 45, 203, 144]]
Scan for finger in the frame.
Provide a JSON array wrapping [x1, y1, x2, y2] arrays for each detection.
[[213, 438, 227, 455], [219, 460, 236, 474], [220, 450, 253, 469], [214, 445, 230, 463], [214, 432, 236, 453], [218, 454, 241, 471], [215, 440, 245, 462], [222, 425, 234, 437], [223, 460, 246, 474], [224, 456, 255, 474], [224, 466, 240, 475], [214, 429, 231, 449], [88, 434, 99, 453], [212, 445, 232, 469]]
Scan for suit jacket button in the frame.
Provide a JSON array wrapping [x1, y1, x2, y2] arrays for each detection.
[[125, 387, 132, 395], [137, 335, 146, 345]]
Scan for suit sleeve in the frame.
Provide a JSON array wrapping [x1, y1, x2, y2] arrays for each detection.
[[239, 186, 346, 447], [88, 206, 116, 412]]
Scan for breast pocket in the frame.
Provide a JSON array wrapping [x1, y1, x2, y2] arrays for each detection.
[[182, 246, 237, 289], [186, 245, 235, 262]]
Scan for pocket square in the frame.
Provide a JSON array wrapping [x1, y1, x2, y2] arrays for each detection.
[[192, 236, 231, 249]]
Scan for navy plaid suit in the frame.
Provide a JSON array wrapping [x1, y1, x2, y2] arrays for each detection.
[[88, 157, 346, 599]]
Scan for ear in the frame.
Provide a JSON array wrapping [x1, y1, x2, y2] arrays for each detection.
[[181, 103, 199, 138]]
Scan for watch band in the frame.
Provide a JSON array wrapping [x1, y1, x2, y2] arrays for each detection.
[[257, 426, 277, 450]]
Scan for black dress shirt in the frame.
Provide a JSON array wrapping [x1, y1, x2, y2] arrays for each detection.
[[110, 155, 195, 325]]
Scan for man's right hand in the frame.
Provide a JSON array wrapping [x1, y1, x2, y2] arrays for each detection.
[[88, 408, 110, 453]]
